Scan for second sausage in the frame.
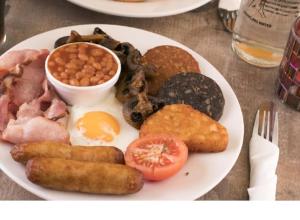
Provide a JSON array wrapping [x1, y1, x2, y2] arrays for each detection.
[[10, 141, 124, 164], [26, 158, 144, 195]]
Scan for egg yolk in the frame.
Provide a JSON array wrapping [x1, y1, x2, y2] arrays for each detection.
[[76, 111, 120, 142]]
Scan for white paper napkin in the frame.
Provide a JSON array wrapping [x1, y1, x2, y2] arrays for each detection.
[[247, 135, 279, 200], [218, 0, 241, 11]]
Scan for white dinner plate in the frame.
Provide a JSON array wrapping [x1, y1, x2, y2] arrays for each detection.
[[0, 24, 244, 200], [66, 0, 211, 18]]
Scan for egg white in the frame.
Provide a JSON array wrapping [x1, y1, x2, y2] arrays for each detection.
[[68, 89, 138, 152]]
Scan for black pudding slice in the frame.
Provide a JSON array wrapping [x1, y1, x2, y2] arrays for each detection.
[[157, 72, 225, 121]]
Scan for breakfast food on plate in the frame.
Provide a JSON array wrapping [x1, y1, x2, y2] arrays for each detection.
[[142, 45, 200, 95], [10, 141, 124, 164], [76, 111, 120, 142], [122, 95, 163, 129], [54, 29, 160, 129], [157, 72, 225, 121], [0, 49, 49, 131], [0, 26, 231, 197], [47, 43, 118, 86], [26, 158, 144, 195], [0, 49, 70, 144], [140, 104, 228, 152], [68, 102, 138, 147], [125, 135, 188, 181], [54, 29, 119, 50]]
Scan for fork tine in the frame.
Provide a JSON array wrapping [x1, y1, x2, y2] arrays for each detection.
[[229, 18, 235, 32], [267, 111, 271, 140], [263, 110, 268, 139], [264, 109, 269, 139], [219, 9, 237, 32], [272, 111, 279, 145], [253, 110, 259, 137], [268, 102, 275, 142], [256, 102, 278, 143], [258, 108, 264, 136]]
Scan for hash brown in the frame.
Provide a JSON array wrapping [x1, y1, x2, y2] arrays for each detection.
[[140, 104, 228, 152]]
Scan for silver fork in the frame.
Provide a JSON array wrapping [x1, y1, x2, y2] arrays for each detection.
[[218, 0, 240, 33], [218, 8, 238, 33], [253, 102, 278, 145], [249, 102, 279, 200]]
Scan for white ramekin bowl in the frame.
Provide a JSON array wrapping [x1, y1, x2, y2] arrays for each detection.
[[45, 42, 121, 106]]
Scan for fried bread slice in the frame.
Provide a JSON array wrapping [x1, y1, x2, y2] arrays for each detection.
[[142, 45, 200, 95], [140, 104, 228, 152]]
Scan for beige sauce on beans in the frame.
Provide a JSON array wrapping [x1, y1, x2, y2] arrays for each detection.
[[48, 43, 118, 86]]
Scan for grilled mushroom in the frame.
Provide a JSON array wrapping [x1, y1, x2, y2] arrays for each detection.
[[123, 95, 164, 129]]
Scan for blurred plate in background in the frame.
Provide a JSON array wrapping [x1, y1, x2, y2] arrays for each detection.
[[66, 0, 211, 18]]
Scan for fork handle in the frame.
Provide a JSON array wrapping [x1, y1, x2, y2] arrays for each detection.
[[248, 135, 279, 200]]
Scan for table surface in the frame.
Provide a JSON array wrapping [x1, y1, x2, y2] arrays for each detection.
[[0, 0, 299, 200]]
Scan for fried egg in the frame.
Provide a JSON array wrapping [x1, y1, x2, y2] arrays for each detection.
[[68, 90, 138, 151]]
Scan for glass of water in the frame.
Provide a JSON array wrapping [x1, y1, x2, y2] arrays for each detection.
[[232, 0, 300, 68]]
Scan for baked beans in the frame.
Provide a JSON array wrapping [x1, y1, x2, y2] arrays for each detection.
[[48, 43, 118, 86]]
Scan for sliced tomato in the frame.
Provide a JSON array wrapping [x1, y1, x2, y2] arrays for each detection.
[[125, 135, 188, 181]]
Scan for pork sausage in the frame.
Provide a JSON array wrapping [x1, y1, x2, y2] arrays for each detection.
[[11, 141, 124, 164], [26, 158, 144, 195]]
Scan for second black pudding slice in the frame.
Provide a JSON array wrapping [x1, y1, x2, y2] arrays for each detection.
[[157, 72, 225, 121]]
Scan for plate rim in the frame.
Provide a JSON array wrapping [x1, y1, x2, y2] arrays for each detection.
[[0, 24, 244, 200], [66, 0, 212, 18]]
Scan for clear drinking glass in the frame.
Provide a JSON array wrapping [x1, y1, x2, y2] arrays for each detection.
[[232, 0, 300, 68], [0, 0, 6, 45], [277, 17, 300, 111]]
